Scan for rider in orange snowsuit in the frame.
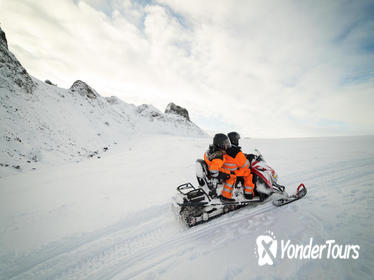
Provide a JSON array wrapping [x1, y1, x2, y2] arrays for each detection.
[[225, 132, 255, 199], [204, 134, 237, 200]]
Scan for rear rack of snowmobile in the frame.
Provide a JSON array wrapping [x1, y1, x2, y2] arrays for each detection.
[[177, 183, 212, 203], [177, 183, 197, 194]]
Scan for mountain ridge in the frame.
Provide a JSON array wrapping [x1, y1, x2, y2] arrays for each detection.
[[0, 26, 207, 177]]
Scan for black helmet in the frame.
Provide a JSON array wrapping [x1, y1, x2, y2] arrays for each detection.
[[213, 133, 231, 151], [228, 131, 240, 146]]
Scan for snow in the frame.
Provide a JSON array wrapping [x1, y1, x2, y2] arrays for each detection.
[[1, 135, 374, 280]]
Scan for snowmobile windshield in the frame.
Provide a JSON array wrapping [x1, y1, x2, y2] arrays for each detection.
[[253, 149, 263, 161]]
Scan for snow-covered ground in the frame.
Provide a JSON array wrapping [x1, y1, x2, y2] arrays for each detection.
[[1, 135, 373, 280]]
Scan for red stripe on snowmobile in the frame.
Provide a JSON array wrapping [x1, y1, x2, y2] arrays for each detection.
[[250, 161, 273, 189]]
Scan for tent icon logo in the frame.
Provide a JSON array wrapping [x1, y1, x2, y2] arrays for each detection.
[[256, 231, 277, 266]]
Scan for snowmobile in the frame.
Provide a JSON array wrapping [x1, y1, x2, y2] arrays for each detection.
[[172, 149, 307, 227]]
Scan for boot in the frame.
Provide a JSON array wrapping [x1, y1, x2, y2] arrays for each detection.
[[244, 192, 254, 200], [219, 195, 235, 203]]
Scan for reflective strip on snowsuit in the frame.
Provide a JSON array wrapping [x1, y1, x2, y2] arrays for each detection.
[[204, 152, 236, 199], [224, 147, 254, 195]]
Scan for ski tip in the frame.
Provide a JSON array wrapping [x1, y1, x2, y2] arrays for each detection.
[[272, 183, 307, 206], [296, 183, 307, 198]]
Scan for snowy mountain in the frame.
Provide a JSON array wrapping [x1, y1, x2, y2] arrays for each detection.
[[0, 27, 34, 94], [0, 27, 207, 177]]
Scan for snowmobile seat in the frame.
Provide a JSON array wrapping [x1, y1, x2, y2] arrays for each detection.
[[196, 159, 213, 187]]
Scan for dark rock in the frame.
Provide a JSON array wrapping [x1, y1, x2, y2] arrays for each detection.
[[0, 27, 8, 49], [165, 102, 190, 121], [0, 26, 34, 93], [45, 79, 56, 86], [69, 80, 99, 99], [88, 150, 99, 158]]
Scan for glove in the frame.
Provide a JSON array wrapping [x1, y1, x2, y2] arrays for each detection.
[[217, 171, 230, 180], [246, 154, 256, 163]]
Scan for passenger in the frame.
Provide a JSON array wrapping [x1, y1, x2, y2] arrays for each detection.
[[204, 133, 237, 201]]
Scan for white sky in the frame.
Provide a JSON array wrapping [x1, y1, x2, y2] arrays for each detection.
[[1, 0, 373, 138]]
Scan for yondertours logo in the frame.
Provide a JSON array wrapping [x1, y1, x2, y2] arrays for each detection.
[[255, 231, 360, 266], [256, 230, 278, 266]]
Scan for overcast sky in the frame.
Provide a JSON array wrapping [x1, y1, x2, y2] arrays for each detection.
[[1, 0, 373, 138]]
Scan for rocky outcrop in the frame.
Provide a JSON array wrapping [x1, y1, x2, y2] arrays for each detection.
[[0, 27, 34, 94], [0, 27, 8, 49], [105, 96, 120, 105], [165, 102, 190, 121], [69, 80, 98, 99], [45, 79, 56, 86], [137, 104, 162, 118]]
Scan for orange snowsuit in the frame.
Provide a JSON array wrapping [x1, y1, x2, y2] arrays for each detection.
[[204, 151, 236, 199], [223, 146, 255, 196]]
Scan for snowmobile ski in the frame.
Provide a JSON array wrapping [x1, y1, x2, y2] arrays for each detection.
[[272, 184, 307, 206], [176, 197, 262, 207]]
